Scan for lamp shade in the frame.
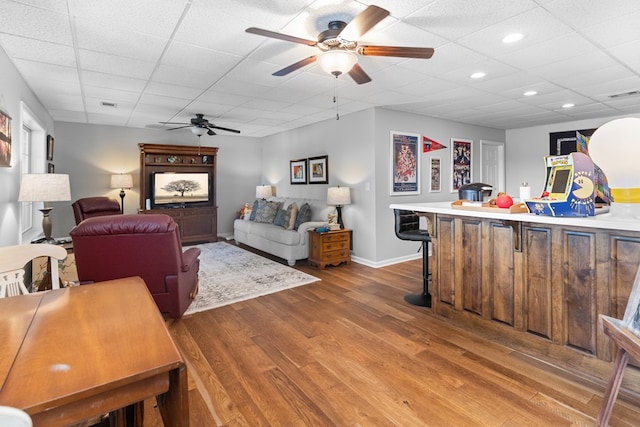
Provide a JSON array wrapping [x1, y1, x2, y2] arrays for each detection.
[[110, 173, 133, 189], [588, 117, 640, 203], [327, 186, 351, 206], [256, 185, 273, 199], [317, 50, 358, 76], [18, 173, 71, 202]]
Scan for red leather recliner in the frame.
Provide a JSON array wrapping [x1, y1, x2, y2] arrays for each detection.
[[72, 197, 122, 225], [70, 214, 200, 318]]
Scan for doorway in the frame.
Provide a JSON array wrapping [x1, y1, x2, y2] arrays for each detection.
[[479, 140, 505, 194]]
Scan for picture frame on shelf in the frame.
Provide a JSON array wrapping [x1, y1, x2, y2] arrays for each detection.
[[290, 159, 307, 185], [308, 155, 328, 184], [430, 157, 441, 192], [0, 109, 12, 167], [390, 130, 420, 195], [46, 134, 54, 161], [451, 138, 472, 193]]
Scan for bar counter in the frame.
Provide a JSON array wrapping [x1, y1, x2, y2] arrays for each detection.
[[390, 201, 640, 395]]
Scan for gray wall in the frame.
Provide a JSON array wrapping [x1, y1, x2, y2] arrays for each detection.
[[0, 46, 55, 246]]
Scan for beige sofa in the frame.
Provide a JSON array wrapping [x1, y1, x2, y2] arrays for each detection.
[[233, 197, 330, 265]]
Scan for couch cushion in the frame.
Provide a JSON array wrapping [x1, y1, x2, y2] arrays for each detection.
[[286, 202, 298, 230], [234, 220, 301, 246], [273, 206, 287, 227]]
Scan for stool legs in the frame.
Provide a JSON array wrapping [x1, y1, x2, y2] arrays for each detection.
[[404, 242, 431, 307]]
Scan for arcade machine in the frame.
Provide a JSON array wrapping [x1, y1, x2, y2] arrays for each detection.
[[524, 152, 610, 217]]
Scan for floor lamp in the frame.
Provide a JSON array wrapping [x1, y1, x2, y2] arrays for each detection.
[[18, 173, 71, 243], [110, 174, 133, 214]]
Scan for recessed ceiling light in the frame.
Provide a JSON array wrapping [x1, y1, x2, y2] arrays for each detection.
[[523, 90, 537, 96], [470, 72, 486, 79], [562, 103, 575, 108], [503, 33, 524, 44]]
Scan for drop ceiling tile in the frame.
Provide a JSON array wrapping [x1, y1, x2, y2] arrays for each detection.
[[607, 40, 640, 70], [528, 50, 618, 82], [78, 49, 156, 80], [542, 0, 640, 28], [67, 0, 189, 39], [358, 0, 437, 19], [48, 109, 87, 123], [209, 77, 273, 98], [12, 59, 79, 85], [407, 0, 538, 41], [0, 1, 72, 45], [74, 19, 168, 62], [180, 100, 235, 118], [399, 42, 487, 77], [151, 64, 220, 90], [162, 41, 242, 73], [0, 34, 76, 67], [137, 94, 191, 110], [85, 112, 129, 126], [11, 0, 69, 14], [584, 11, 640, 48], [82, 86, 141, 103], [144, 82, 204, 100], [81, 71, 147, 92], [84, 97, 134, 115]]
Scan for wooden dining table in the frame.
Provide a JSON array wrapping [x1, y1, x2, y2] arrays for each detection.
[[0, 276, 188, 426]]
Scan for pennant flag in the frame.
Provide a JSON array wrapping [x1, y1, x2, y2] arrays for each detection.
[[423, 136, 446, 153]]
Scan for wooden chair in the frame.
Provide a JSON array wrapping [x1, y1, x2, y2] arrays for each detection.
[[596, 265, 640, 426], [0, 244, 67, 297]]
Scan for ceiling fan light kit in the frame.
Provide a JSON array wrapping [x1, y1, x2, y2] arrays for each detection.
[[318, 50, 358, 76], [245, 5, 434, 85]]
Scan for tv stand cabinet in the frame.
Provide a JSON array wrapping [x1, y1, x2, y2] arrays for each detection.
[[139, 143, 218, 244]]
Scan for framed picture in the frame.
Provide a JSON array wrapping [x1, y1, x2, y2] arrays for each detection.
[[0, 109, 12, 167], [290, 159, 307, 184], [390, 131, 420, 195], [430, 157, 441, 192], [451, 138, 472, 193], [46, 135, 54, 161], [308, 155, 328, 184], [48, 163, 55, 173]]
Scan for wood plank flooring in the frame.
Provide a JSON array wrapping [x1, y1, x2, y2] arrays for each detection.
[[146, 250, 640, 426]]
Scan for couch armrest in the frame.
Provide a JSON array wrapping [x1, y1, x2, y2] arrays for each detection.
[[181, 247, 201, 272], [297, 221, 327, 234]]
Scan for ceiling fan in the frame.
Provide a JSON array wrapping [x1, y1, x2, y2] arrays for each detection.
[[159, 114, 241, 136], [245, 5, 434, 85]]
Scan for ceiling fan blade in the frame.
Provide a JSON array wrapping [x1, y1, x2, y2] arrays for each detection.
[[339, 5, 390, 41], [348, 63, 372, 85], [208, 124, 241, 134], [246, 27, 317, 46], [158, 121, 190, 125], [166, 125, 191, 131], [273, 56, 317, 76], [207, 129, 217, 136], [358, 45, 434, 59]]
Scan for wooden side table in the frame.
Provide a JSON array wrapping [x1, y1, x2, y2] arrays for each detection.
[[308, 228, 351, 269]]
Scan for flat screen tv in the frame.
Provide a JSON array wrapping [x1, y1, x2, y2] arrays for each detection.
[[151, 171, 212, 209]]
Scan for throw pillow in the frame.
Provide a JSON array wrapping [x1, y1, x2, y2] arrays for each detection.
[[273, 207, 287, 227], [286, 202, 298, 230], [254, 201, 282, 223], [294, 202, 312, 230], [249, 199, 261, 221]]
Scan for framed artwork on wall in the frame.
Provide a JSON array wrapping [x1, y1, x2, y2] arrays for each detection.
[[290, 159, 307, 184], [0, 109, 12, 167], [308, 155, 328, 184], [390, 130, 420, 195], [46, 134, 54, 161], [451, 138, 472, 193], [430, 157, 441, 192]]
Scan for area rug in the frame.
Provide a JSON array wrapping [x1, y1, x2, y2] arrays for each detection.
[[184, 242, 320, 315]]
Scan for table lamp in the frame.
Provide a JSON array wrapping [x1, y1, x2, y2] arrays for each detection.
[[18, 173, 71, 243], [110, 173, 133, 213], [588, 117, 640, 218], [327, 186, 351, 229], [256, 185, 273, 200]]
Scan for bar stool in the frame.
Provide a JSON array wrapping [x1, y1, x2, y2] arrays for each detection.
[[393, 209, 431, 307]]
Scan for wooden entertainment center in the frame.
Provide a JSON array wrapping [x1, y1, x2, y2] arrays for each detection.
[[139, 143, 218, 244]]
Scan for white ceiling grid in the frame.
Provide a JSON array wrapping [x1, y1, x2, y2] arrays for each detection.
[[0, 0, 637, 137]]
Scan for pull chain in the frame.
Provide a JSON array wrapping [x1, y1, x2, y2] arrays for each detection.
[[333, 75, 340, 120]]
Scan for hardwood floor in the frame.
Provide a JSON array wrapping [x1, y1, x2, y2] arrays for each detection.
[[147, 255, 640, 426]]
